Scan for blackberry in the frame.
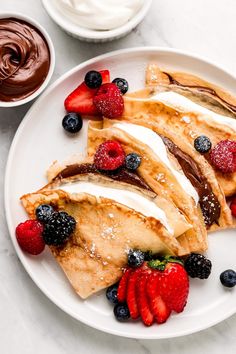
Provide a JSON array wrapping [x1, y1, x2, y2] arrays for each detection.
[[128, 249, 145, 268], [35, 204, 54, 223], [84, 70, 102, 89], [62, 113, 83, 133], [125, 153, 142, 171], [194, 135, 212, 153], [106, 283, 119, 304], [43, 211, 76, 246], [220, 269, 236, 288], [112, 78, 129, 95], [184, 253, 212, 279], [114, 303, 130, 321]]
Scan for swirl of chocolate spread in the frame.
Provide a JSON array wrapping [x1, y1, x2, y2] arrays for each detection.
[[0, 18, 50, 102]]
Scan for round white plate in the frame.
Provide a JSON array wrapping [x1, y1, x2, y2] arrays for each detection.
[[5, 47, 236, 339]]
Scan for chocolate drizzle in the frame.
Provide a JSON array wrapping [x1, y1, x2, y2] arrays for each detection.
[[164, 72, 236, 115], [162, 136, 221, 227], [55, 163, 152, 192]]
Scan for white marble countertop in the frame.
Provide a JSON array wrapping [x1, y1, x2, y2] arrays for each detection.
[[1, 0, 236, 353]]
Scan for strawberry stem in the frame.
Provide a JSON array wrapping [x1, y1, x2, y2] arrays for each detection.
[[148, 256, 183, 271]]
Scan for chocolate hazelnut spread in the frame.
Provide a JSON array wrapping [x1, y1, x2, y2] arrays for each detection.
[[0, 18, 50, 102], [162, 136, 221, 227], [55, 163, 152, 192], [164, 72, 236, 116]]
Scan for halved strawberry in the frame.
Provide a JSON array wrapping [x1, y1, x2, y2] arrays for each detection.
[[147, 274, 171, 324], [117, 268, 132, 303], [64, 70, 110, 115], [126, 269, 140, 319], [137, 275, 154, 326]]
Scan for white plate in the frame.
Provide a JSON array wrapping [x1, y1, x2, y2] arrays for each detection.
[[5, 47, 236, 339]]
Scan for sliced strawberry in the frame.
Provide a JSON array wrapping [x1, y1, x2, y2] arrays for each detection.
[[156, 263, 189, 313], [147, 274, 171, 324], [126, 269, 140, 319], [64, 70, 110, 115], [137, 274, 154, 326], [117, 268, 132, 303]]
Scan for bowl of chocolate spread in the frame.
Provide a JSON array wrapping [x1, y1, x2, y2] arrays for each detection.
[[0, 13, 55, 107]]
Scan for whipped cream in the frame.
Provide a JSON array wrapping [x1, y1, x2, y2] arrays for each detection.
[[58, 181, 173, 234], [114, 122, 199, 204], [54, 0, 145, 30], [150, 91, 236, 132]]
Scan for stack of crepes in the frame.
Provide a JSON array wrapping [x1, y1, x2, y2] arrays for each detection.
[[21, 64, 236, 299]]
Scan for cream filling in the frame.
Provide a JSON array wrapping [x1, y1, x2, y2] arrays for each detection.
[[114, 122, 199, 204], [150, 91, 236, 131], [58, 181, 173, 234]]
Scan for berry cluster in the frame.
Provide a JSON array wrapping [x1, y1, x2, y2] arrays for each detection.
[[15, 205, 76, 255]]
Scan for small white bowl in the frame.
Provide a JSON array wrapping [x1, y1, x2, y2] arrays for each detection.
[[42, 0, 153, 42], [0, 13, 55, 108]]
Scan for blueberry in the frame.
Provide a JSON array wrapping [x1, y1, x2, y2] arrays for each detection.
[[84, 70, 102, 89], [36, 204, 54, 223], [62, 113, 83, 134], [106, 283, 119, 304], [128, 249, 145, 268], [220, 269, 236, 288], [194, 135, 212, 153], [125, 153, 142, 171], [114, 303, 130, 321], [112, 78, 129, 95]]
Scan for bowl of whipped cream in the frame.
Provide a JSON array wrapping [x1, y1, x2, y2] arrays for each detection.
[[42, 0, 153, 42]]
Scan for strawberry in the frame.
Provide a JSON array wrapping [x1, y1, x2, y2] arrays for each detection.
[[149, 258, 189, 313], [93, 83, 124, 118], [230, 197, 236, 217], [117, 268, 132, 303], [147, 273, 171, 324], [137, 275, 154, 326], [64, 70, 110, 115], [126, 269, 140, 319]]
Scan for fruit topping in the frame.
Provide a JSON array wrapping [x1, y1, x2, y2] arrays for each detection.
[[84, 70, 102, 89], [64, 69, 110, 115], [210, 139, 236, 173], [125, 153, 142, 171], [94, 140, 125, 171], [106, 283, 119, 304], [62, 112, 83, 133], [114, 303, 130, 321], [115, 255, 189, 326], [16, 220, 45, 255], [35, 204, 54, 223], [127, 249, 145, 268], [220, 269, 236, 288], [194, 135, 212, 153], [230, 197, 236, 217], [184, 253, 212, 279], [112, 78, 129, 95], [93, 83, 124, 118], [42, 211, 76, 246]]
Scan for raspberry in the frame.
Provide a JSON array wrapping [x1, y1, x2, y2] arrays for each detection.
[[93, 83, 124, 118], [94, 140, 125, 171], [210, 140, 236, 173], [230, 198, 236, 217], [16, 220, 45, 255]]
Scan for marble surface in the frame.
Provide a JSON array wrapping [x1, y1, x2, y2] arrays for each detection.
[[1, 0, 236, 353]]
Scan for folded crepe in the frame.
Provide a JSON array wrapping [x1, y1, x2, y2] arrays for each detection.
[[124, 63, 236, 198], [21, 174, 189, 298], [87, 121, 208, 254]]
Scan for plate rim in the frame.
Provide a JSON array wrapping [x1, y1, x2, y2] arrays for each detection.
[[4, 46, 236, 339]]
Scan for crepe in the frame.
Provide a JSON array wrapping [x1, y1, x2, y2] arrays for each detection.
[[127, 63, 236, 198], [87, 121, 208, 254], [21, 175, 189, 298]]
